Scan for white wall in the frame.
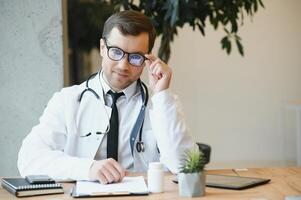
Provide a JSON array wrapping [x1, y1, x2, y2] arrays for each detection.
[[164, 0, 301, 169], [0, 0, 63, 176], [0, 0, 300, 176]]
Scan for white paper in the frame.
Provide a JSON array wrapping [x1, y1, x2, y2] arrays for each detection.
[[75, 176, 149, 195]]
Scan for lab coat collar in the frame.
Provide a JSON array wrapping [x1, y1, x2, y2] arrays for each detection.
[[99, 71, 139, 102]]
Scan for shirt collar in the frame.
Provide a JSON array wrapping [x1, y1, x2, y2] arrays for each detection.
[[100, 71, 139, 100]]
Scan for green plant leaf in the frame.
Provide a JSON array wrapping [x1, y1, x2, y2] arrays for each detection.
[[236, 37, 244, 56], [254, 0, 258, 12], [170, 0, 179, 26], [69, 0, 265, 65], [223, 28, 230, 34], [221, 35, 231, 55], [179, 149, 206, 173], [196, 22, 205, 36], [258, 0, 265, 8]]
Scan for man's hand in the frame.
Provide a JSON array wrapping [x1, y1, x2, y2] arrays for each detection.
[[88, 158, 126, 184], [145, 54, 172, 94]]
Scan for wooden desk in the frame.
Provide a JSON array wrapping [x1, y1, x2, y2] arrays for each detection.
[[1, 167, 300, 200]]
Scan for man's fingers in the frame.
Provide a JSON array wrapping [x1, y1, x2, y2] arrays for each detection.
[[153, 66, 163, 78], [101, 166, 115, 184], [145, 54, 164, 77], [90, 159, 126, 184], [145, 59, 151, 68], [100, 158, 124, 182], [106, 165, 121, 183], [149, 63, 164, 80], [148, 59, 161, 77], [109, 158, 126, 181], [144, 53, 172, 93], [144, 54, 156, 62], [97, 169, 109, 184]]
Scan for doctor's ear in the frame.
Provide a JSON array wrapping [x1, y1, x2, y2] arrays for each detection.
[[100, 39, 105, 57]]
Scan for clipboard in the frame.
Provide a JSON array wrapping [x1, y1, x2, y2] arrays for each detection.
[[71, 176, 149, 198], [205, 174, 271, 190], [71, 187, 148, 197], [173, 174, 270, 190]]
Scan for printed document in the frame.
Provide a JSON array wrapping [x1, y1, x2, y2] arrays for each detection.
[[75, 176, 149, 195]]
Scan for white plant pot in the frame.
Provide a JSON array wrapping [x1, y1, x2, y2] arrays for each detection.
[[178, 172, 205, 197]]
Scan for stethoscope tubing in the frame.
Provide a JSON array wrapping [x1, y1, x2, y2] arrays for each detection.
[[78, 71, 148, 153]]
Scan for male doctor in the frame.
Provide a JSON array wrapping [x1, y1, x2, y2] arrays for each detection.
[[18, 10, 196, 184]]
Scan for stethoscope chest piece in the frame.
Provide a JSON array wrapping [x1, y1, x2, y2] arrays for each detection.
[[136, 141, 145, 153]]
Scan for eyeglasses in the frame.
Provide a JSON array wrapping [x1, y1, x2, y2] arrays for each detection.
[[103, 38, 148, 67]]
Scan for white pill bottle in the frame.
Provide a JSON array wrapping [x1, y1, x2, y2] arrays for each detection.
[[147, 162, 164, 193]]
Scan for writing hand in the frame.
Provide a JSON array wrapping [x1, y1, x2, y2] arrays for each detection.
[[88, 158, 126, 184]]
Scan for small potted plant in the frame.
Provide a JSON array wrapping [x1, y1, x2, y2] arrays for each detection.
[[178, 149, 206, 197]]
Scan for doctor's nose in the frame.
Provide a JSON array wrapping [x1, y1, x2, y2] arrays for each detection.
[[116, 54, 131, 70]]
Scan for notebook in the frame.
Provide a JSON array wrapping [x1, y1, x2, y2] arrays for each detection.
[[71, 176, 149, 197], [1, 177, 64, 197]]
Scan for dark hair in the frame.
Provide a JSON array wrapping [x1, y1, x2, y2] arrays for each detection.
[[102, 10, 156, 52]]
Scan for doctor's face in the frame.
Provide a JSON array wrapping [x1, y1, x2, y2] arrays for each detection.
[[100, 28, 149, 91]]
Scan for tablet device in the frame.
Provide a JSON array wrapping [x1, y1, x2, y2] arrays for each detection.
[[206, 174, 270, 190], [173, 174, 270, 190]]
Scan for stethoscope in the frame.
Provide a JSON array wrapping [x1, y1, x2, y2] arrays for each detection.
[[78, 71, 148, 154]]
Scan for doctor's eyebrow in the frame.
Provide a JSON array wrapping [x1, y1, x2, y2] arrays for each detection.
[[105, 40, 147, 55]]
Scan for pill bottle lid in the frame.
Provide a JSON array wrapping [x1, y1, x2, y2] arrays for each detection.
[[149, 162, 163, 170]]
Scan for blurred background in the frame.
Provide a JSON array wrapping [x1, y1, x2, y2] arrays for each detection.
[[0, 0, 301, 176]]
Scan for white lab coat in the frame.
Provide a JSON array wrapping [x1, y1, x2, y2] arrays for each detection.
[[18, 74, 196, 180]]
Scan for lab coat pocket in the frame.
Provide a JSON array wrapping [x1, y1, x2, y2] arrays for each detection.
[[141, 129, 160, 162], [74, 99, 111, 158], [75, 115, 107, 159], [75, 132, 103, 158], [76, 95, 111, 135]]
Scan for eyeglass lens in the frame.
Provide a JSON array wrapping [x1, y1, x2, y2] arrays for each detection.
[[108, 47, 145, 66]]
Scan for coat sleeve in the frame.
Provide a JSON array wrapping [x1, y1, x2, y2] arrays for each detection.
[[17, 89, 94, 180], [149, 89, 198, 174]]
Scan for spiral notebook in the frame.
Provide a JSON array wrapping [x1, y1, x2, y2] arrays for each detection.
[[1, 177, 64, 197]]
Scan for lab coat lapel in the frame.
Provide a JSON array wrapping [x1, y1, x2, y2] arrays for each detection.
[[75, 75, 112, 158]]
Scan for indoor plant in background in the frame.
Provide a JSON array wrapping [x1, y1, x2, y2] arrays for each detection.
[[178, 149, 206, 197], [68, 0, 264, 84]]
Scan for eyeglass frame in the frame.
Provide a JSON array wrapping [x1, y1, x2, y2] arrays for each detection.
[[103, 37, 149, 67]]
